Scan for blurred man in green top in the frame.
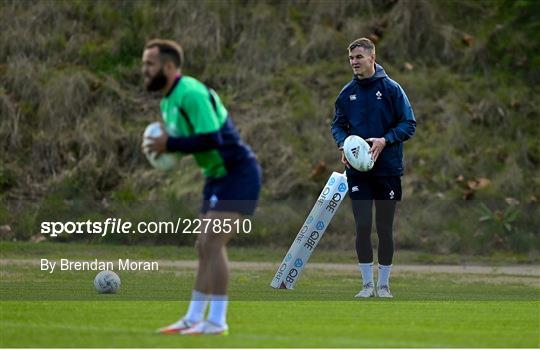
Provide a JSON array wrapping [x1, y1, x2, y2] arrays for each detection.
[[142, 39, 261, 336]]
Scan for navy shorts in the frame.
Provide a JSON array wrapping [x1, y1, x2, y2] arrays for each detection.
[[346, 173, 402, 201], [201, 159, 262, 215]]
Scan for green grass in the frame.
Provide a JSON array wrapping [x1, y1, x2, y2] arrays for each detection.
[[2, 301, 538, 348], [2, 262, 538, 302], [1, 242, 539, 347], [2, 241, 538, 265]]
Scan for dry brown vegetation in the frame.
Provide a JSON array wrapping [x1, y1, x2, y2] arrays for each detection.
[[0, 0, 538, 253]]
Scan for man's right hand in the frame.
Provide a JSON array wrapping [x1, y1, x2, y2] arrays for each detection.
[[340, 149, 351, 169]]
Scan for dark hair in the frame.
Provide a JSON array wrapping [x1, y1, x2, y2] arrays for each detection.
[[145, 39, 184, 67], [348, 38, 376, 54]]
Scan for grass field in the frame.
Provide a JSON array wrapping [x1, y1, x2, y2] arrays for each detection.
[[1, 242, 539, 347]]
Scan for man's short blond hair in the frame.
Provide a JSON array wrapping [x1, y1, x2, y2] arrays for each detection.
[[145, 39, 184, 67], [348, 38, 376, 54]]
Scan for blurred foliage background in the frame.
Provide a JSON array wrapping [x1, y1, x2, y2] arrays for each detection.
[[0, 0, 538, 255]]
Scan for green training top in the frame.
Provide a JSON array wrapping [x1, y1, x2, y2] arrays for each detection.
[[160, 75, 229, 178]]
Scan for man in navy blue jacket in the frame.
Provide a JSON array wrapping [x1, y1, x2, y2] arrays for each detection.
[[331, 38, 416, 298]]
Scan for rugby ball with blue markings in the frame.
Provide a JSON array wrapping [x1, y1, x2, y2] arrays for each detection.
[[343, 135, 374, 172], [142, 122, 182, 172], [94, 270, 121, 294]]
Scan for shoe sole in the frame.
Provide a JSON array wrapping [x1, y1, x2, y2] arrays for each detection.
[[158, 328, 190, 334], [157, 321, 199, 334], [181, 330, 228, 336]]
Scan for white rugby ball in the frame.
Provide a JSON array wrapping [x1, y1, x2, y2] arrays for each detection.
[[143, 122, 182, 172], [94, 270, 121, 294], [343, 135, 374, 172]]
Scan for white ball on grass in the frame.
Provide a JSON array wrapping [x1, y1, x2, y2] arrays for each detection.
[[94, 270, 121, 294]]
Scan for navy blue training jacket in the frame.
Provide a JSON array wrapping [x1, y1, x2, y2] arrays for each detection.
[[331, 63, 416, 176]]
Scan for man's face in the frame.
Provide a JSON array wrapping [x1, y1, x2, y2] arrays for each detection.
[[142, 47, 167, 91], [348, 46, 375, 78]]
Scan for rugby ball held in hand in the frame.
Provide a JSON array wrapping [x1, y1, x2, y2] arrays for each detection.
[[343, 135, 374, 172], [143, 122, 182, 172]]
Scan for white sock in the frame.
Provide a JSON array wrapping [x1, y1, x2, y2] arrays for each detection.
[[184, 290, 210, 323], [378, 264, 392, 287], [358, 262, 374, 287], [207, 294, 228, 327]]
